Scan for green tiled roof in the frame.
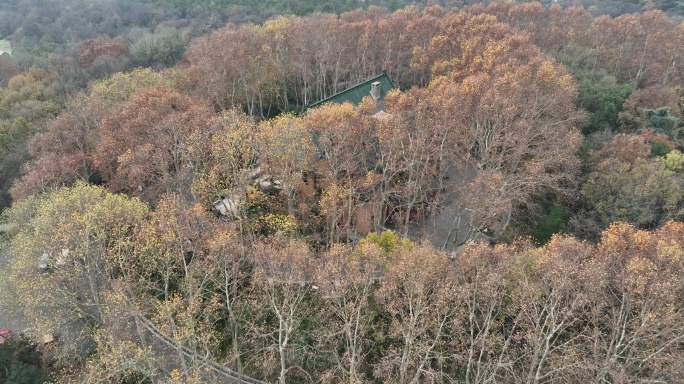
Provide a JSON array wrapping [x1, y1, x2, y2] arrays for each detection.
[[306, 72, 395, 110]]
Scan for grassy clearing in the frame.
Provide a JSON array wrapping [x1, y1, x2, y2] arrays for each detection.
[[0, 39, 11, 55]]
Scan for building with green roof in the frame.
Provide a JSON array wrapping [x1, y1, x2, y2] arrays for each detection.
[[306, 72, 395, 110]]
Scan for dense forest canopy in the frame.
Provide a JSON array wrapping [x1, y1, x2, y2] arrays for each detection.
[[2, 0, 684, 383]]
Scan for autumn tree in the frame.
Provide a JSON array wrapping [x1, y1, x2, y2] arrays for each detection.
[[0, 69, 61, 208], [0, 57, 20, 88], [183, 7, 430, 116], [205, 225, 253, 377], [449, 242, 521, 383], [248, 235, 317, 384], [189, 108, 257, 211], [282, 14, 347, 105], [4, 182, 148, 363], [476, 4, 684, 90], [304, 101, 377, 242], [12, 68, 171, 201], [95, 88, 213, 203], [605, 10, 677, 87], [128, 194, 221, 379], [512, 236, 601, 383], [372, 88, 452, 237], [393, 6, 443, 87], [399, 14, 584, 246], [129, 23, 189, 69], [589, 222, 684, 382], [79, 37, 128, 68], [87, 67, 175, 106], [373, 244, 456, 383], [582, 158, 683, 230], [617, 86, 680, 134], [574, 133, 684, 236], [314, 242, 384, 382], [436, 237, 601, 383], [10, 92, 104, 200], [256, 113, 317, 216], [184, 24, 281, 116], [77, 287, 160, 383]]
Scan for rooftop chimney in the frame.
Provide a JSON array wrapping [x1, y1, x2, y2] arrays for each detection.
[[370, 81, 381, 101]]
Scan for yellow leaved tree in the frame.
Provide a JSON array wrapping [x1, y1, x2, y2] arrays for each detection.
[[3, 182, 148, 363]]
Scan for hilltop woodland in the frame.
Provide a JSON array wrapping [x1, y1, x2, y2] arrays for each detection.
[[5, 0, 684, 382]]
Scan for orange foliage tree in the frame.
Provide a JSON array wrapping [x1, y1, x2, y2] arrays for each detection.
[[395, 12, 584, 246]]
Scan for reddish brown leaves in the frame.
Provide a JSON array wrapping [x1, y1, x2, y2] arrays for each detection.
[[79, 37, 128, 68], [95, 88, 212, 202]]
